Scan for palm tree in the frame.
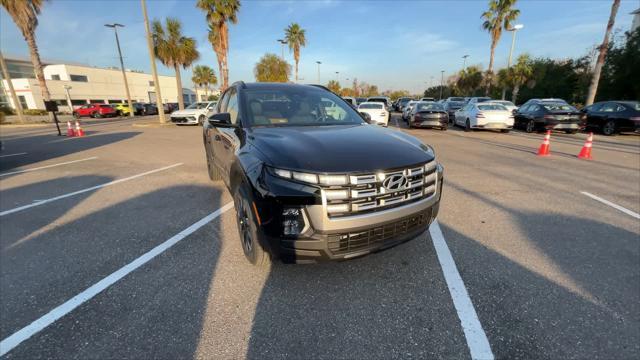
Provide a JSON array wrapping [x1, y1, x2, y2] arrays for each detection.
[[192, 65, 217, 101], [508, 54, 533, 104], [152, 18, 199, 110], [456, 65, 484, 95], [254, 53, 290, 82], [481, 0, 520, 95], [196, 0, 240, 91], [284, 23, 307, 83], [1, 0, 51, 107], [585, 0, 620, 105]]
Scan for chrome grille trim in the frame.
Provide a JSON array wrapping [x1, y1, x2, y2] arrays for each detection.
[[322, 160, 438, 218]]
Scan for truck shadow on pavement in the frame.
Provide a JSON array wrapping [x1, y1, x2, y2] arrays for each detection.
[[0, 132, 141, 176], [439, 180, 639, 359], [0, 184, 226, 359]]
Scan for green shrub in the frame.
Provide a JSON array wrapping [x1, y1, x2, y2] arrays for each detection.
[[23, 109, 49, 116], [0, 105, 15, 115]]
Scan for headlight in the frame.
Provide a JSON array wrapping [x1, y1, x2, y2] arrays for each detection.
[[270, 167, 348, 185]]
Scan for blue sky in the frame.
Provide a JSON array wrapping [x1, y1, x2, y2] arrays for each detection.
[[1, 0, 637, 93]]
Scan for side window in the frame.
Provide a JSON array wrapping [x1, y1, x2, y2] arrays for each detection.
[[226, 88, 239, 125], [601, 103, 617, 112], [615, 104, 626, 112]]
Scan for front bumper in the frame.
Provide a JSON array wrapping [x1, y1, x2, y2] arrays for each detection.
[[257, 164, 444, 263], [171, 115, 198, 124]]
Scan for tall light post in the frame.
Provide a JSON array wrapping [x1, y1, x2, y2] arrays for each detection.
[[503, 24, 523, 100], [141, 0, 166, 123], [105, 23, 134, 117], [277, 39, 287, 60], [316, 61, 321, 83], [335, 71, 339, 82], [439, 70, 445, 100], [462, 54, 470, 70], [63, 85, 73, 113]]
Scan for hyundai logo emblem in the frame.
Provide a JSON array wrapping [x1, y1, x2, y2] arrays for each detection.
[[382, 174, 408, 191]]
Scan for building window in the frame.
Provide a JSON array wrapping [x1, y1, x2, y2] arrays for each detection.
[[149, 80, 154, 86], [71, 99, 87, 106], [18, 95, 28, 109], [70, 74, 88, 82], [90, 99, 104, 104], [51, 74, 61, 80]]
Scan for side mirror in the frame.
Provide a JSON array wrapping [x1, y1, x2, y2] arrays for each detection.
[[208, 112, 236, 127], [359, 112, 372, 124]]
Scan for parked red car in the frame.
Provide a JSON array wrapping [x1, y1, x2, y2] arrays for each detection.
[[73, 104, 117, 118]]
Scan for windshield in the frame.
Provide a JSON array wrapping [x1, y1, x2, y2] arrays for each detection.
[[476, 98, 492, 103], [245, 87, 364, 127], [416, 103, 444, 111], [368, 98, 387, 104], [543, 104, 577, 111], [400, 99, 411, 105], [359, 103, 383, 109], [492, 101, 515, 107], [478, 104, 508, 111], [186, 102, 209, 109], [448, 97, 465, 102]]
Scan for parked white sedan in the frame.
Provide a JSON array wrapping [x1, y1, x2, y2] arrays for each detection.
[[358, 102, 389, 126], [170, 101, 217, 125], [454, 102, 514, 132]]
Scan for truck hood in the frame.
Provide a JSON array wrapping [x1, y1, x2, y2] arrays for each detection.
[[247, 124, 434, 173]]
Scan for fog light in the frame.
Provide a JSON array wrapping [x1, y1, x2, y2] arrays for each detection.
[[282, 207, 306, 235]]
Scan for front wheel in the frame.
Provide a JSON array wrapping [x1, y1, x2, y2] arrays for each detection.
[[234, 183, 270, 266], [525, 120, 535, 133], [501, 129, 510, 133], [464, 119, 471, 132], [198, 115, 206, 126], [565, 130, 578, 134], [602, 120, 616, 136]]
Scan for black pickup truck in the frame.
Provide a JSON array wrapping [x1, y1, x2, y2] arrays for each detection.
[[203, 82, 443, 264]]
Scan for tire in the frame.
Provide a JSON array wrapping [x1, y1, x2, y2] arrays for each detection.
[[73, 112, 80, 119], [501, 129, 510, 133], [92, 112, 100, 118], [564, 130, 578, 134], [233, 183, 270, 266], [204, 144, 222, 181], [602, 120, 616, 136], [464, 119, 471, 132], [525, 120, 535, 133], [441, 123, 448, 131], [198, 115, 206, 126], [116, 110, 123, 117]]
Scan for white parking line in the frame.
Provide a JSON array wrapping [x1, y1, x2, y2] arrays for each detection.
[[0, 152, 28, 158], [0, 163, 183, 217], [581, 191, 640, 220], [0, 202, 234, 357], [429, 220, 494, 360], [0, 157, 98, 177]]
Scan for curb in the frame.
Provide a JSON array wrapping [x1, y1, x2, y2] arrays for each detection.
[[0, 123, 50, 128]]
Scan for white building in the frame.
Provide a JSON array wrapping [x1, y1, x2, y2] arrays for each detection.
[[1, 57, 195, 112], [632, 8, 640, 32]]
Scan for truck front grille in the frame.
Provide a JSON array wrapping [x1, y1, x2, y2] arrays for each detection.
[[327, 209, 431, 255], [322, 160, 437, 218]]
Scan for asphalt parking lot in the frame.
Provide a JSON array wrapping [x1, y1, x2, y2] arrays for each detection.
[[1, 114, 638, 359]]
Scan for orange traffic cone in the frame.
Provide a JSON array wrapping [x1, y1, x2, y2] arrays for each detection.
[[578, 132, 594, 160], [66, 121, 75, 137], [74, 120, 85, 137], [537, 130, 551, 156]]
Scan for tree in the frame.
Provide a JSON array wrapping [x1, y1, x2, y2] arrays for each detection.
[[456, 65, 484, 95], [152, 18, 199, 110], [327, 80, 341, 93], [585, 0, 620, 105], [284, 23, 306, 83], [389, 90, 410, 100], [192, 65, 217, 100], [197, 0, 240, 91], [481, 0, 520, 95], [340, 87, 354, 97], [499, 54, 533, 104], [597, 28, 640, 101], [254, 53, 290, 82], [1, 0, 51, 111]]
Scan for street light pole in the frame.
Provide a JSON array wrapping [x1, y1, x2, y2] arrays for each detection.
[[439, 70, 444, 100], [316, 61, 321, 83], [277, 39, 287, 60], [141, 0, 166, 123], [105, 23, 134, 117], [63, 85, 73, 113], [503, 24, 523, 100], [335, 71, 339, 83], [462, 54, 469, 70]]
